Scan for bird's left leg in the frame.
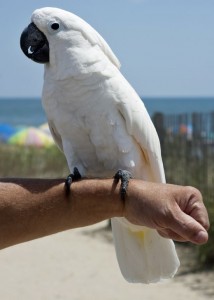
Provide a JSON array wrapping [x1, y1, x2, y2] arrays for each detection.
[[65, 167, 82, 195], [114, 169, 133, 200]]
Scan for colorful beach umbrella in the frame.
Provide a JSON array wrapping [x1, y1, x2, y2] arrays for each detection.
[[8, 127, 54, 147]]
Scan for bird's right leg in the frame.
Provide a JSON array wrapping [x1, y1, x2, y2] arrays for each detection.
[[114, 169, 133, 201], [65, 167, 82, 195]]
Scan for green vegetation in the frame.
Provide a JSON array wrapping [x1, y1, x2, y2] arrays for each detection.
[[0, 143, 68, 178]]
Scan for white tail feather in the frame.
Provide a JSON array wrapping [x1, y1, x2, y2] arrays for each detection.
[[111, 217, 180, 284]]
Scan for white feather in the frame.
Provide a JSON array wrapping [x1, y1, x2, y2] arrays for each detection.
[[111, 220, 179, 283], [32, 7, 180, 283]]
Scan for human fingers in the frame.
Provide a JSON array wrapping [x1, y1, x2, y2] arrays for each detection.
[[165, 207, 209, 245], [181, 186, 210, 231], [157, 228, 188, 242]]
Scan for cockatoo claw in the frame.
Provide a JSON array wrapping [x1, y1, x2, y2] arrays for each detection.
[[114, 169, 133, 201], [65, 167, 82, 195]]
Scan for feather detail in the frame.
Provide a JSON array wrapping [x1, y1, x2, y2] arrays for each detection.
[[32, 7, 120, 70], [111, 218, 180, 283]]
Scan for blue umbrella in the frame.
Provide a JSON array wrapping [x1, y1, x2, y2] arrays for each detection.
[[0, 123, 19, 142]]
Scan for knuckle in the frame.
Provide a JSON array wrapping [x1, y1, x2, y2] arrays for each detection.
[[185, 186, 203, 202]]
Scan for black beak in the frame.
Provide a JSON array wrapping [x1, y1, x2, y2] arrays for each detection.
[[20, 22, 49, 64]]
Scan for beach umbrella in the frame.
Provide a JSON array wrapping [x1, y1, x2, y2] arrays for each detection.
[[0, 123, 19, 142], [8, 127, 54, 147]]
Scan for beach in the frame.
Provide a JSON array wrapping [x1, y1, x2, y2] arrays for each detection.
[[0, 221, 213, 300]]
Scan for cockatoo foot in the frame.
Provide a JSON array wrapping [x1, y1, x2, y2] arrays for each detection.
[[65, 167, 82, 195], [114, 169, 133, 201]]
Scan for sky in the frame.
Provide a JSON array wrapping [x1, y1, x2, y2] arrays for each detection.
[[0, 0, 213, 98]]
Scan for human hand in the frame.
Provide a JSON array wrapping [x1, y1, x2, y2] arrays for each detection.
[[124, 181, 209, 245]]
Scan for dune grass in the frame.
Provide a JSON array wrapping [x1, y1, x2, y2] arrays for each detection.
[[0, 143, 68, 178]]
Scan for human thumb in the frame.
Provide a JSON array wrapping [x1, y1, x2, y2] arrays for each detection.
[[170, 210, 208, 245]]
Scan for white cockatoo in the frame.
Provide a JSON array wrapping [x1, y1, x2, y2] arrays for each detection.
[[20, 7, 180, 283]]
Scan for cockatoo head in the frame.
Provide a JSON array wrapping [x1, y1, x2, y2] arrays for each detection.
[[20, 7, 120, 72]]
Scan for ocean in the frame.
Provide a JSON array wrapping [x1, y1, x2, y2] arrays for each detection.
[[0, 97, 214, 126]]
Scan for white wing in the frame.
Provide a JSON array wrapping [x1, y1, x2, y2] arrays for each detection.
[[117, 92, 165, 182], [111, 79, 180, 283]]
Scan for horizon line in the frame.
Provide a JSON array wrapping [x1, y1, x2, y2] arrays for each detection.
[[0, 95, 214, 100]]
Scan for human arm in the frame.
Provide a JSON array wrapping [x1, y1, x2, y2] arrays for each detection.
[[0, 178, 209, 250]]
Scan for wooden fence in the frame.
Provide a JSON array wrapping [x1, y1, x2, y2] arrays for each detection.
[[152, 112, 214, 202]]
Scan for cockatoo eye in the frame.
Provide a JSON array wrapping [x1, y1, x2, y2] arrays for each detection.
[[51, 23, 60, 30], [48, 20, 61, 33]]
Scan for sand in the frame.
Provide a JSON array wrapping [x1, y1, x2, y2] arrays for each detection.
[[0, 221, 213, 300]]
